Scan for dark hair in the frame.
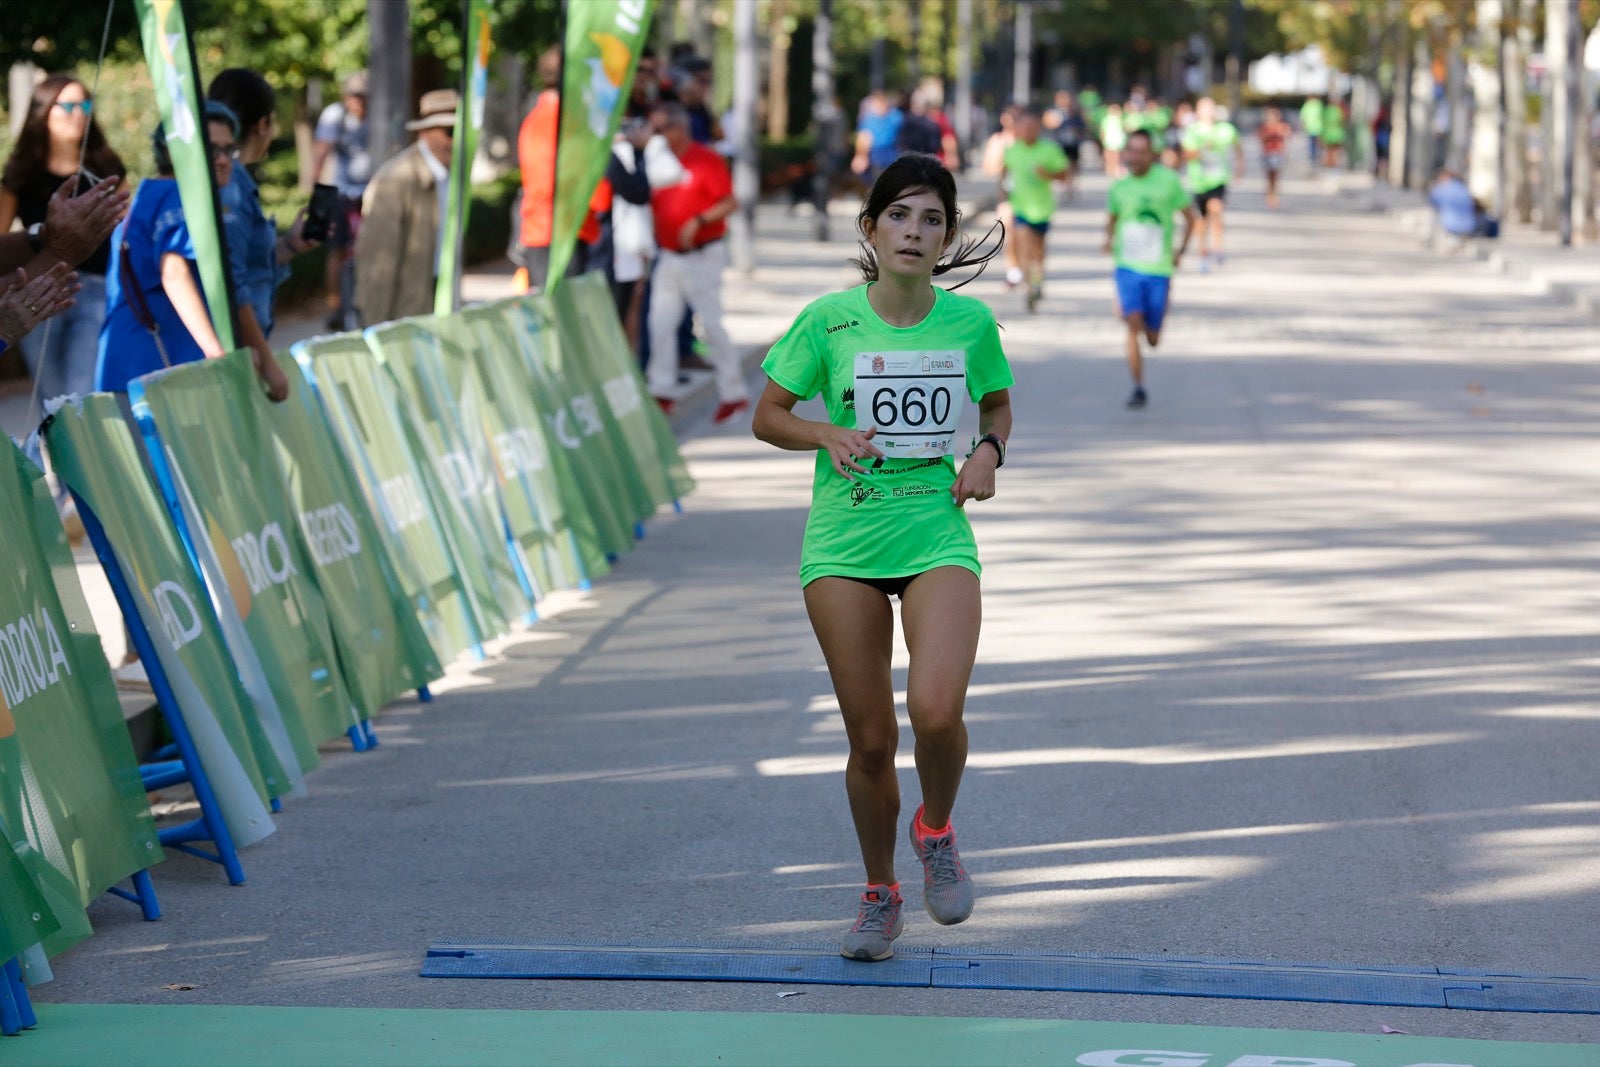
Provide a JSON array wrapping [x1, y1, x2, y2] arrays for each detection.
[[1, 73, 125, 194], [1125, 129, 1155, 149], [852, 153, 1002, 290], [206, 68, 275, 134], [151, 101, 240, 177]]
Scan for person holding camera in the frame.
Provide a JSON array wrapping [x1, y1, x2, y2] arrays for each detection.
[[208, 68, 319, 403]]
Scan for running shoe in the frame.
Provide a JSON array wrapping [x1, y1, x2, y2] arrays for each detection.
[[712, 399, 750, 425], [1005, 267, 1023, 290], [1126, 386, 1148, 409], [1025, 283, 1042, 313], [840, 885, 905, 961], [909, 806, 974, 925]]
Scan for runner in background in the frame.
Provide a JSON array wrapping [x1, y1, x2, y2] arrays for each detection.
[[979, 104, 1022, 289], [1300, 95, 1324, 169], [1258, 106, 1291, 209], [751, 154, 1012, 963], [1043, 90, 1085, 201], [1002, 109, 1068, 312], [1321, 97, 1347, 170], [1103, 129, 1195, 410], [1181, 97, 1242, 272], [1162, 100, 1193, 169], [1099, 103, 1127, 179]]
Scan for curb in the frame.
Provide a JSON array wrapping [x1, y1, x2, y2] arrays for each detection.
[[1332, 176, 1600, 320]]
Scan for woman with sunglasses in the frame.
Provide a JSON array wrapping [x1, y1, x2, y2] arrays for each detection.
[[0, 74, 125, 404]]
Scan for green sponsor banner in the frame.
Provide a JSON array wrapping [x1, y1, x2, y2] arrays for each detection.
[[292, 338, 492, 661], [423, 314, 586, 593], [548, 0, 654, 287], [501, 297, 636, 557], [0, 442, 161, 962], [436, 0, 494, 315], [0, 815, 58, 965], [262, 353, 443, 711], [551, 273, 694, 505], [365, 322, 532, 625], [135, 0, 236, 348], [45, 395, 298, 847], [455, 305, 609, 585], [132, 351, 358, 763]]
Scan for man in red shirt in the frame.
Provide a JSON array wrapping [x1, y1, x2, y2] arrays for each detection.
[[645, 102, 745, 423]]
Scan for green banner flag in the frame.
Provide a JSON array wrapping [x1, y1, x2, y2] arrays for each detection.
[[131, 352, 359, 764], [262, 353, 443, 711], [45, 394, 300, 844], [135, 0, 236, 348], [292, 337, 490, 662], [0, 816, 59, 966], [436, 0, 495, 315], [548, 0, 654, 287], [365, 322, 532, 625], [0, 442, 161, 963]]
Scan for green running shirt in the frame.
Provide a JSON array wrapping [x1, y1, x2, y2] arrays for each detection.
[[1182, 120, 1239, 192], [1003, 138, 1069, 224], [1107, 165, 1191, 277], [762, 285, 1014, 587]]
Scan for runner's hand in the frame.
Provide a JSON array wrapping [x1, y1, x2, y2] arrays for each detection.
[[1100, 238, 1112, 255], [951, 447, 997, 508], [0, 263, 80, 346], [250, 342, 291, 403], [821, 425, 882, 481]]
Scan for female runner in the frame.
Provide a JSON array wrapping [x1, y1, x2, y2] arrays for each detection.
[[752, 154, 1013, 961]]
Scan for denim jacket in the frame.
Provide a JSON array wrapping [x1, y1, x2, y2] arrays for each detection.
[[220, 164, 290, 336]]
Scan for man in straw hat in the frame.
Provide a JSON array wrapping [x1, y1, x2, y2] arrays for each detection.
[[355, 88, 458, 325]]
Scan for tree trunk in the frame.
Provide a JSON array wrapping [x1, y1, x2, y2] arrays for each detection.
[[767, 0, 789, 141], [1389, 13, 1412, 188], [1568, 5, 1592, 240], [1013, 0, 1031, 105], [1406, 35, 1433, 189], [729, 0, 759, 274], [1504, 0, 1533, 222], [1469, 0, 1503, 208], [812, 0, 838, 239], [367, 0, 411, 165], [1445, 38, 1472, 173], [954, 0, 973, 153], [1545, 0, 1571, 235]]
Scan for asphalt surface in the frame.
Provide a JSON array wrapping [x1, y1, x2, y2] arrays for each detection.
[[35, 173, 1600, 1048]]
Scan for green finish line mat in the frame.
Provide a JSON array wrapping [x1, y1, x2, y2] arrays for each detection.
[[11, 1004, 1599, 1067], [421, 939, 1600, 1015]]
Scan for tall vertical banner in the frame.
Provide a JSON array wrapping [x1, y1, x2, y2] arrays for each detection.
[[135, 0, 237, 348], [436, 0, 495, 315], [547, 0, 653, 287]]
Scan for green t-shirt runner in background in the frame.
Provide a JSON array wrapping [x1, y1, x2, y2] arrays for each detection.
[[1300, 98, 1325, 137], [1107, 164, 1191, 278], [762, 284, 1014, 587], [1002, 138, 1069, 224], [1182, 120, 1239, 192]]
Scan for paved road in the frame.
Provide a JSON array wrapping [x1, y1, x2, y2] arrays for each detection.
[[39, 173, 1600, 1050]]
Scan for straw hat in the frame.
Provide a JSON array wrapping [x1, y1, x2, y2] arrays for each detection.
[[406, 89, 459, 131]]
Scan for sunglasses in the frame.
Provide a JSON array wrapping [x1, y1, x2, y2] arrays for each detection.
[[54, 100, 94, 116], [210, 143, 240, 162]]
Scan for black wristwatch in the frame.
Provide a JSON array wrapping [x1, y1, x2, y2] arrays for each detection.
[[25, 222, 44, 255], [974, 432, 1006, 467]]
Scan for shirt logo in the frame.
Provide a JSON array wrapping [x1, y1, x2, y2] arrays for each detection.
[[840, 387, 855, 412], [827, 319, 861, 335]]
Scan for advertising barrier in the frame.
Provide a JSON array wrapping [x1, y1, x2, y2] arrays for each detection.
[[130, 351, 360, 761], [0, 443, 161, 964], [262, 352, 443, 710]]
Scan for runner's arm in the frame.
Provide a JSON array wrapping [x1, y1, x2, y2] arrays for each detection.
[[1174, 205, 1198, 267], [1101, 211, 1117, 255], [752, 376, 883, 481], [952, 388, 1012, 507]]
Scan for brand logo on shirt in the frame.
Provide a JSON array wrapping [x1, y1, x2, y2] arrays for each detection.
[[840, 388, 855, 412], [828, 320, 861, 335], [849, 484, 883, 507]]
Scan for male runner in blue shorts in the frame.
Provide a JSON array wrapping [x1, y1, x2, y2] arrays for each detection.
[[1102, 129, 1196, 409]]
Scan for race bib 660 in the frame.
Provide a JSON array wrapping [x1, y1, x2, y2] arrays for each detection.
[[854, 350, 967, 458]]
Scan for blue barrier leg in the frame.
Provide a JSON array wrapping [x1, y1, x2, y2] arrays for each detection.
[[270, 796, 282, 813], [0, 958, 27, 1035], [417, 686, 433, 703], [634, 522, 646, 541], [101, 869, 161, 921], [361, 719, 379, 748], [347, 724, 373, 753], [673, 499, 683, 514], [72, 493, 246, 887]]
